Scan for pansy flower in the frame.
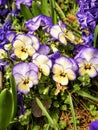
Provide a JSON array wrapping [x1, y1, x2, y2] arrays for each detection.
[[75, 47, 98, 78], [52, 56, 77, 85], [13, 34, 40, 60], [32, 53, 52, 77], [50, 21, 75, 45], [12, 62, 38, 94], [25, 15, 53, 33]]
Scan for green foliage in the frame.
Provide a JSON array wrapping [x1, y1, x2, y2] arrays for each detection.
[[0, 89, 13, 130], [20, 4, 33, 20], [94, 24, 98, 48]]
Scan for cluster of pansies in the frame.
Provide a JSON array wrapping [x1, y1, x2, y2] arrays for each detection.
[[0, 12, 98, 95], [0, 0, 98, 129]]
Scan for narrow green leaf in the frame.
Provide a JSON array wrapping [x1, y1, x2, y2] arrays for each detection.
[[20, 4, 33, 20], [68, 93, 77, 130], [50, 0, 57, 24], [0, 89, 13, 130], [94, 25, 98, 48], [31, 1, 41, 16], [77, 90, 98, 102], [41, 0, 50, 16], [10, 75, 17, 119], [36, 98, 58, 130]]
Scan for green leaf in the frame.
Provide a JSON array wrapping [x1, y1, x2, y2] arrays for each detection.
[[31, 1, 41, 16], [41, 0, 50, 16], [0, 89, 13, 130], [32, 125, 40, 130], [10, 75, 17, 119], [20, 4, 33, 20], [68, 93, 77, 130], [77, 90, 98, 102], [94, 24, 98, 48]]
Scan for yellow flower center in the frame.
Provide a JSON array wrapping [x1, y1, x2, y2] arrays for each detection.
[[21, 47, 27, 53], [60, 72, 66, 77], [85, 64, 91, 70], [23, 79, 29, 85]]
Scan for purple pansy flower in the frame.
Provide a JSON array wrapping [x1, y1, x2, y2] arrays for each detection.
[[90, 120, 98, 130], [12, 62, 38, 94], [17, 92, 26, 115], [32, 53, 52, 77], [50, 21, 75, 45], [25, 15, 53, 33], [75, 47, 98, 78], [12, 34, 40, 60], [16, 0, 32, 10], [52, 56, 77, 85]]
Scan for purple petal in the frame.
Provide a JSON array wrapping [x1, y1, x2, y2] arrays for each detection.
[[90, 120, 98, 130]]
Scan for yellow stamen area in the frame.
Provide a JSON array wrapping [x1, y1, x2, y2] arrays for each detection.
[[85, 64, 91, 70], [60, 72, 66, 77], [21, 47, 27, 53], [23, 79, 29, 85]]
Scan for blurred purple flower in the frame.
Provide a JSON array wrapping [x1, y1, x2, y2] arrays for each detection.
[[90, 120, 98, 130], [12, 62, 38, 94], [76, 0, 98, 32], [49, 51, 61, 64], [17, 92, 26, 115], [82, 32, 94, 46], [25, 15, 53, 33], [0, 0, 8, 5], [16, 0, 32, 10], [0, 21, 11, 48]]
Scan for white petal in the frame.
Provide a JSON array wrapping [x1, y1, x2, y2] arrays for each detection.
[[41, 65, 50, 76], [18, 82, 30, 94], [52, 63, 63, 74], [53, 74, 68, 85], [66, 69, 76, 80], [50, 25, 61, 39], [28, 35, 39, 50], [55, 57, 72, 69], [58, 32, 67, 45], [79, 66, 97, 78]]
